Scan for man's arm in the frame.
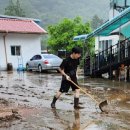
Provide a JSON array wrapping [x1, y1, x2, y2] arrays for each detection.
[[58, 68, 70, 80]]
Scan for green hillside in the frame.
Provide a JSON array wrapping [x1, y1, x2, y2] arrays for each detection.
[[0, 0, 110, 28]]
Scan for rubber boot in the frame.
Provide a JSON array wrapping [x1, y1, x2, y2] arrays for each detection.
[[74, 98, 84, 109], [51, 96, 57, 108]]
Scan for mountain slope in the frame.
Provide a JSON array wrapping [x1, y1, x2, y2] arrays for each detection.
[[0, 0, 110, 27]]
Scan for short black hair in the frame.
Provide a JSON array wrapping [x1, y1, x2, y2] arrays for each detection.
[[72, 47, 82, 54]]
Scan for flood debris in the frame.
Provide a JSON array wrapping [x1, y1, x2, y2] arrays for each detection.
[[0, 98, 22, 128], [0, 107, 22, 128], [0, 85, 3, 88], [0, 98, 9, 106]]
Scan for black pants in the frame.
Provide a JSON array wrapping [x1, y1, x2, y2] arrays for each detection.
[[59, 78, 78, 93]]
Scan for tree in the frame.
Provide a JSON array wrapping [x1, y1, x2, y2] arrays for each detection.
[[47, 16, 94, 55], [91, 15, 103, 30], [4, 0, 25, 17]]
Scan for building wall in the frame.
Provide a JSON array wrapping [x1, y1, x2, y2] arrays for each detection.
[[95, 35, 119, 53], [94, 2, 122, 53], [0, 33, 41, 70], [0, 34, 7, 70]]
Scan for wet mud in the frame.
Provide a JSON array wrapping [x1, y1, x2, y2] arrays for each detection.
[[0, 71, 129, 130]]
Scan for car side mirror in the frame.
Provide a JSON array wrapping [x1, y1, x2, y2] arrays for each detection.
[[30, 58, 33, 61]]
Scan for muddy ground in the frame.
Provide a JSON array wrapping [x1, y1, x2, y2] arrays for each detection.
[[0, 70, 130, 130]]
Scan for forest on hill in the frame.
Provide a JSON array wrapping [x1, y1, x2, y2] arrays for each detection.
[[0, 0, 110, 28]]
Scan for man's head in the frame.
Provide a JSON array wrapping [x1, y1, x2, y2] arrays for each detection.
[[71, 47, 82, 59]]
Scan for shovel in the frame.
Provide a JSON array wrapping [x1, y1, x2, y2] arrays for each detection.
[[69, 79, 108, 112]]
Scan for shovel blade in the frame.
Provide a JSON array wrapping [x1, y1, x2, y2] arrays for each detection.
[[99, 100, 108, 112]]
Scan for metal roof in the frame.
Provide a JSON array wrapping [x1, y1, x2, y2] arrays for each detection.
[[0, 18, 47, 34], [73, 34, 88, 41], [74, 7, 130, 41]]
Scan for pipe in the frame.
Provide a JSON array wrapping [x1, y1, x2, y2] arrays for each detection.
[[3, 32, 8, 68]]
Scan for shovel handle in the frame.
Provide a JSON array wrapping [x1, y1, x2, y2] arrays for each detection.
[[69, 79, 99, 104]]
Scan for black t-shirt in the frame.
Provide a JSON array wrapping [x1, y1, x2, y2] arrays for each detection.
[[60, 56, 79, 79]]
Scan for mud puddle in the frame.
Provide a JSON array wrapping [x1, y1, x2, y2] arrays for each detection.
[[0, 71, 129, 130]]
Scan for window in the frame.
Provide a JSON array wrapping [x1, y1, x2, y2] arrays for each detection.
[[108, 40, 112, 48], [99, 41, 102, 51], [31, 56, 36, 60], [106, 40, 108, 50], [35, 55, 42, 60], [102, 40, 105, 50], [11, 46, 21, 56]]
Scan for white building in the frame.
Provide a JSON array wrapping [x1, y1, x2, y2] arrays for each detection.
[[73, 0, 130, 77], [0, 18, 47, 70], [95, 0, 130, 53]]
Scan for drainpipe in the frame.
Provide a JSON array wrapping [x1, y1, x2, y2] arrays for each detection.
[[3, 32, 8, 68], [97, 36, 100, 70], [118, 19, 122, 63]]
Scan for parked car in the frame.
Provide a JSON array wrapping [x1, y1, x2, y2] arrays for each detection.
[[26, 54, 63, 72]]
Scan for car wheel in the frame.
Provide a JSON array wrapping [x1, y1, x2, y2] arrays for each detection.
[[38, 65, 42, 73]]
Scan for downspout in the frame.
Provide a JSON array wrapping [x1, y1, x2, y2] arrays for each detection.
[[118, 20, 121, 63], [3, 32, 8, 68], [97, 36, 100, 70]]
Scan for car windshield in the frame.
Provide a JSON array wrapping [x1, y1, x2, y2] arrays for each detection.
[[42, 54, 59, 59]]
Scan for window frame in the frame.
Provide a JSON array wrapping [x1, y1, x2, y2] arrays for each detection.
[[11, 45, 21, 56]]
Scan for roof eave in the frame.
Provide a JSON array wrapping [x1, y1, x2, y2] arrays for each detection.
[[0, 30, 48, 34]]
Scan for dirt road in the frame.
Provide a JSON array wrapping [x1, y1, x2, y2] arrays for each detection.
[[0, 71, 130, 130]]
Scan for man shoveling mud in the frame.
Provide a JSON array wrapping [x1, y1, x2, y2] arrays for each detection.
[[51, 47, 83, 109]]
